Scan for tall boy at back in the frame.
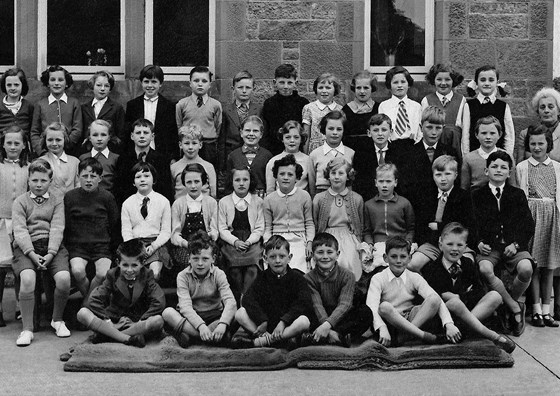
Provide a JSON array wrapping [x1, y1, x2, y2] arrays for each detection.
[[176, 66, 222, 167], [472, 150, 534, 336], [261, 64, 309, 156]]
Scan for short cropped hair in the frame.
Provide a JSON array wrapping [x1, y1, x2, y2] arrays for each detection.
[[187, 229, 216, 256], [531, 87, 560, 116], [368, 113, 392, 129], [139, 64, 164, 83], [264, 234, 290, 254], [131, 118, 154, 133], [116, 238, 146, 264], [42, 122, 70, 152], [1, 67, 29, 96], [486, 150, 512, 169], [88, 70, 115, 90], [385, 236, 411, 255], [28, 158, 53, 178], [475, 116, 502, 136], [272, 153, 303, 180], [277, 120, 306, 148], [40, 65, 73, 88], [525, 124, 553, 153], [440, 222, 469, 241], [313, 72, 340, 96], [350, 70, 377, 93], [227, 165, 256, 194], [421, 105, 445, 125], [319, 110, 346, 135], [130, 161, 158, 184], [425, 63, 464, 88], [323, 157, 355, 186], [88, 119, 112, 136], [385, 66, 414, 90], [274, 64, 297, 80], [233, 70, 253, 87], [312, 232, 339, 252], [475, 65, 499, 82], [0, 125, 29, 166], [190, 66, 213, 81], [178, 124, 203, 141], [181, 162, 209, 186], [432, 155, 458, 173], [376, 163, 398, 180], [78, 157, 103, 176], [241, 115, 264, 132]]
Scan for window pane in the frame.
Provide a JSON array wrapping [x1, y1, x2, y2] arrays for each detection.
[[0, 0, 15, 65], [47, 0, 121, 66], [153, 0, 209, 67], [369, 0, 426, 67]]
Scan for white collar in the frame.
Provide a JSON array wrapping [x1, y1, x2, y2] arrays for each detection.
[[48, 93, 68, 104], [436, 91, 454, 102], [192, 94, 209, 104], [375, 144, 389, 152], [30, 191, 50, 199], [322, 142, 344, 155], [232, 192, 251, 205], [442, 256, 460, 272], [477, 93, 496, 104], [277, 186, 297, 197], [349, 99, 374, 113], [134, 148, 150, 158], [391, 95, 408, 103], [235, 99, 250, 109], [49, 151, 68, 163], [489, 183, 506, 195], [186, 193, 204, 203], [477, 146, 498, 159], [387, 268, 407, 284], [143, 95, 158, 102], [438, 187, 453, 198], [328, 187, 348, 196], [91, 147, 110, 158], [92, 97, 108, 107], [423, 141, 438, 150], [136, 191, 154, 200], [528, 156, 552, 166], [315, 100, 337, 111]]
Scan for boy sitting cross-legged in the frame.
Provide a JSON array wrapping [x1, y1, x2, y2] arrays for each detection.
[[76, 238, 165, 348], [303, 233, 373, 347], [422, 222, 515, 353], [233, 235, 313, 348], [366, 236, 461, 347]]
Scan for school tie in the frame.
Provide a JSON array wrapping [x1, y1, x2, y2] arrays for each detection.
[[138, 152, 146, 162], [55, 99, 62, 123], [378, 149, 385, 165], [330, 149, 339, 157], [448, 262, 462, 280], [94, 151, 102, 159], [33, 196, 46, 205], [395, 101, 410, 137], [483, 97, 490, 104], [495, 187, 501, 209], [141, 197, 149, 219], [441, 97, 448, 107], [426, 146, 435, 163], [197, 96, 203, 108], [434, 192, 448, 222], [238, 103, 249, 123]]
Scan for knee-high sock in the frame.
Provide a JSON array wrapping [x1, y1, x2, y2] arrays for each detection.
[[123, 320, 150, 336], [89, 316, 129, 343], [51, 287, 69, 322], [19, 290, 34, 332], [511, 277, 531, 302]]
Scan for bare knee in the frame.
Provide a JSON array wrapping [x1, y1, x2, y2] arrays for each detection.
[[425, 294, 441, 310], [516, 260, 533, 281], [162, 307, 178, 322], [445, 297, 464, 314], [19, 270, 36, 292], [378, 301, 394, 318], [77, 307, 93, 324], [408, 253, 428, 273], [478, 261, 495, 280], [54, 271, 71, 290], [147, 315, 164, 331], [487, 290, 502, 307]]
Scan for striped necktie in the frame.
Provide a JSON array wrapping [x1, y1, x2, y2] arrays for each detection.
[[395, 101, 410, 137]]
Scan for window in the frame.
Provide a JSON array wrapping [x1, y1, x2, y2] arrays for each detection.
[[0, 0, 15, 71], [38, 0, 125, 77], [145, 0, 215, 80], [365, 0, 434, 75]]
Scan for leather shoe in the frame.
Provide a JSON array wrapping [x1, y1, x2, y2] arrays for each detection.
[[510, 302, 526, 337], [299, 332, 315, 348], [531, 313, 545, 327], [493, 335, 516, 354], [543, 314, 559, 328]]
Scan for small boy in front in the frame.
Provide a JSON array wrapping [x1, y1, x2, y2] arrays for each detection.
[[171, 124, 217, 199], [261, 64, 309, 156], [65, 157, 119, 301], [366, 236, 461, 347], [77, 238, 165, 348], [472, 150, 534, 336], [163, 230, 236, 347], [304, 233, 373, 347], [12, 159, 71, 346], [422, 222, 515, 353], [234, 235, 313, 348], [175, 66, 222, 167]]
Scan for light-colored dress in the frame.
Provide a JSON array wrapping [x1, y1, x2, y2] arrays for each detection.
[[303, 100, 342, 154]]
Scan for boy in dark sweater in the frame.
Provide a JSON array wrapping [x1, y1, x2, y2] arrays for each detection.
[[234, 235, 313, 348], [304, 233, 372, 347], [64, 157, 119, 301], [261, 64, 309, 156]]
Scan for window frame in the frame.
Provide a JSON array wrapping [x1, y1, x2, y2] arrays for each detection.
[[364, 0, 434, 77], [144, 0, 216, 81], [37, 0, 126, 80], [0, 0, 17, 73]]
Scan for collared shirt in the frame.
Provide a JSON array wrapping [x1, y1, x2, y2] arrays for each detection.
[[438, 186, 453, 199], [436, 91, 454, 106], [30, 191, 50, 200], [235, 99, 250, 109], [134, 148, 150, 160], [315, 100, 338, 112], [378, 95, 423, 142], [322, 142, 345, 157], [51, 151, 69, 166], [489, 183, 506, 208], [186, 193, 204, 212], [423, 141, 438, 151], [277, 186, 298, 198], [528, 156, 552, 167], [477, 146, 498, 160], [348, 99, 375, 114], [477, 92, 496, 104], [327, 187, 348, 197], [143, 95, 158, 136], [193, 94, 209, 106], [442, 256, 461, 284], [232, 192, 252, 211], [91, 147, 110, 159], [2, 96, 22, 115], [92, 97, 108, 118], [48, 93, 68, 104], [375, 144, 389, 162]]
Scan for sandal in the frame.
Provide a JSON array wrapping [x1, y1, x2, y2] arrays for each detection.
[[542, 314, 559, 328], [532, 313, 545, 327]]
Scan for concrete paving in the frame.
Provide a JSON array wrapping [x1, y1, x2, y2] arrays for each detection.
[[1, 292, 559, 395]]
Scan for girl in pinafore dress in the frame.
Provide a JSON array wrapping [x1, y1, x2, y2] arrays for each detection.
[[0, 126, 29, 326], [312, 157, 364, 280], [171, 163, 218, 269], [218, 166, 264, 303], [516, 125, 560, 327]]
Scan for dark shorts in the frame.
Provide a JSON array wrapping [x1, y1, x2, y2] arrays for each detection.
[[386, 304, 440, 338], [12, 245, 69, 277], [477, 248, 534, 274], [67, 242, 112, 262], [139, 238, 170, 267]]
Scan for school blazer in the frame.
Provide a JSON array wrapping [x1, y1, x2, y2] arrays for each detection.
[[414, 186, 478, 249], [81, 97, 125, 151], [516, 158, 560, 211], [219, 101, 262, 170], [471, 184, 535, 251], [422, 256, 484, 298], [226, 147, 273, 192], [87, 266, 165, 322], [352, 140, 398, 201], [217, 194, 265, 246], [125, 94, 179, 160]]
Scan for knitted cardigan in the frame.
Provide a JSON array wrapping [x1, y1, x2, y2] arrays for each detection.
[[314, 190, 363, 240]]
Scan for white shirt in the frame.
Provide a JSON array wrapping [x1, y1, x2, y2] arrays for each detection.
[[438, 186, 453, 199], [92, 97, 107, 118], [315, 100, 338, 112], [30, 191, 50, 199], [348, 99, 375, 114], [185, 193, 203, 213], [423, 141, 438, 151], [322, 142, 345, 157], [442, 256, 460, 285], [378, 95, 422, 142], [232, 192, 251, 211], [143, 95, 158, 150], [375, 144, 389, 162], [477, 146, 498, 160], [91, 147, 110, 159], [51, 151, 69, 166], [48, 93, 68, 104]]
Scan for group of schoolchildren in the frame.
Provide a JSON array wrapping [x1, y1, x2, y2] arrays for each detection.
[[0, 59, 558, 357]]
